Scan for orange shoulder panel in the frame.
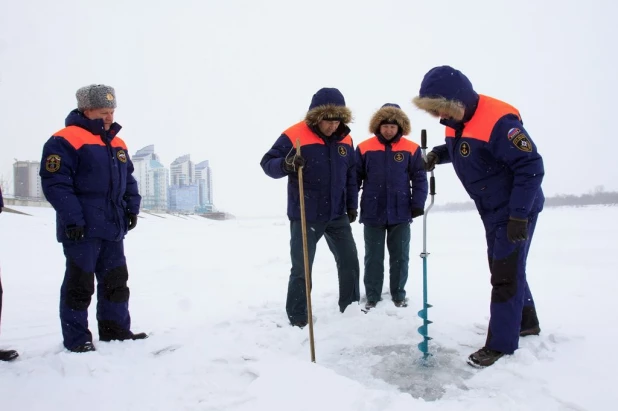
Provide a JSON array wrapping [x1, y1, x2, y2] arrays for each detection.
[[111, 136, 128, 150], [340, 135, 353, 146], [283, 121, 325, 147], [358, 136, 384, 155], [445, 95, 520, 142], [392, 138, 420, 154], [53, 126, 105, 150]]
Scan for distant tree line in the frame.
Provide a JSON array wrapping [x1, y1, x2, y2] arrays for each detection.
[[431, 186, 618, 212]]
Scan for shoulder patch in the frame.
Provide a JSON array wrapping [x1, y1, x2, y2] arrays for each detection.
[[45, 154, 62, 172], [507, 128, 522, 140], [512, 133, 533, 152], [117, 149, 127, 163]]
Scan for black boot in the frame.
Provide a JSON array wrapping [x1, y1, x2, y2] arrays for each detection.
[[520, 326, 541, 337], [0, 349, 19, 361], [364, 301, 378, 310], [393, 299, 408, 308], [130, 332, 148, 340], [290, 320, 308, 328], [467, 347, 505, 367], [69, 342, 96, 353]]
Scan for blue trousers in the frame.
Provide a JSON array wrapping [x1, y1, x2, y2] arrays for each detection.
[[60, 239, 132, 350], [287, 215, 360, 323], [484, 214, 540, 354], [363, 222, 411, 302]]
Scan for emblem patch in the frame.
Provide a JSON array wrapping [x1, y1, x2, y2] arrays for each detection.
[[338, 146, 347, 157], [106, 93, 115, 101], [45, 154, 61, 173], [512, 134, 533, 152], [394, 152, 404, 162], [117, 150, 127, 163], [507, 128, 522, 140], [459, 141, 471, 157]]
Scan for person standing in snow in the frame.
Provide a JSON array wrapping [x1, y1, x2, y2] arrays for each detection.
[[412, 66, 544, 367], [39, 84, 147, 353], [260, 87, 361, 327], [355, 103, 428, 311], [0, 187, 19, 361]]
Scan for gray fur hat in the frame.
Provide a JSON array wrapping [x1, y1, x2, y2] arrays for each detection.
[[76, 84, 117, 111]]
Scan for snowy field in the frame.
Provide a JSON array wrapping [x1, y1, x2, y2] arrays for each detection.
[[0, 204, 616, 411]]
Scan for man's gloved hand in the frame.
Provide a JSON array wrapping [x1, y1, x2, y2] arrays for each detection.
[[347, 209, 358, 223], [424, 152, 439, 172], [507, 217, 528, 243], [283, 155, 306, 173], [65, 225, 85, 241], [411, 208, 424, 219], [128, 214, 138, 231]]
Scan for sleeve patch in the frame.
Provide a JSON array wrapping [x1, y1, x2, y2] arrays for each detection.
[[45, 154, 62, 172], [507, 128, 521, 140], [512, 134, 533, 152]]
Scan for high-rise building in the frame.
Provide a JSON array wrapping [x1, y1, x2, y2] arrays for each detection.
[[170, 154, 194, 187], [132, 145, 169, 211], [195, 160, 214, 212], [168, 184, 199, 213], [13, 160, 42, 199]]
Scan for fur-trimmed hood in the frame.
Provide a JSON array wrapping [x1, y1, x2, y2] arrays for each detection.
[[369, 103, 411, 135], [412, 65, 479, 122], [305, 104, 353, 126], [304, 87, 353, 126]]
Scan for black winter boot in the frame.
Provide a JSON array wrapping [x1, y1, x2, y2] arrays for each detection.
[[467, 347, 505, 367], [69, 342, 96, 353], [0, 349, 19, 361]]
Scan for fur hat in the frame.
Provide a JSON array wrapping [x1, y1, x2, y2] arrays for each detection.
[[76, 84, 117, 111], [369, 103, 411, 135], [305, 87, 353, 126]]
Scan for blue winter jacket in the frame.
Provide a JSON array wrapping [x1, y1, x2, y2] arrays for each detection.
[[40, 110, 141, 242], [420, 67, 544, 223], [356, 134, 428, 226], [260, 121, 358, 222]]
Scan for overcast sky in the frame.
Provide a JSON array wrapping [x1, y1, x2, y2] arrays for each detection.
[[0, 0, 615, 217]]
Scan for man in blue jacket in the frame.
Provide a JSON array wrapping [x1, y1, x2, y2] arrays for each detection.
[[260, 88, 360, 327], [356, 104, 427, 310], [0, 187, 19, 361], [413, 66, 544, 367], [40, 84, 147, 353]]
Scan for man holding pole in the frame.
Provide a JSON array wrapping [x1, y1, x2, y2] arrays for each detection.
[[412, 65, 544, 367], [260, 87, 361, 328]]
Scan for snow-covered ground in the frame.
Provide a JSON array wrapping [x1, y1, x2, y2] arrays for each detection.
[[0, 205, 616, 411]]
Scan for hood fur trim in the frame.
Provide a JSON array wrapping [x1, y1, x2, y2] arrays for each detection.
[[305, 104, 353, 126], [412, 96, 465, 121], [369, 106, 411, 135]]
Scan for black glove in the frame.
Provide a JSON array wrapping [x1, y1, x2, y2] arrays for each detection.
[[65, 225, 85, 241], [424, 152, 439, 172], [506, 217, 528, 243], [411, 208, 424, 219], [283, 155, 306, 173], [128, 214, 138, 231], [347, 209, 357, 223]]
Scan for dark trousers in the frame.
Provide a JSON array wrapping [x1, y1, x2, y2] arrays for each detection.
[[61, 239, 132, 350], [287, 215, 360, 323], [484, 214, 540, 354], [363, 222, 411, 302], [0, 274, 3, 333]]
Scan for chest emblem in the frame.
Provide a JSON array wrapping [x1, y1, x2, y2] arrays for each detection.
[[394, 152, 404, 162], [459, 141, 471, 157], [338, 146, 347, 157], [45, 154, 62, 173], [117, 150, 127, 163]]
